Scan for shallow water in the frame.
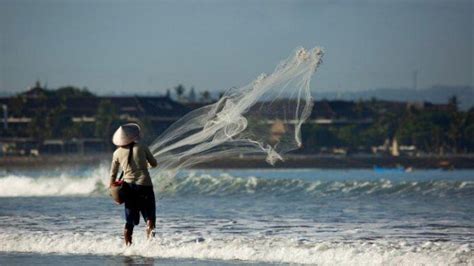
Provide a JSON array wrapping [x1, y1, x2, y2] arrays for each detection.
[[0, 252, 263, 265], [0, 167, 473, 265]]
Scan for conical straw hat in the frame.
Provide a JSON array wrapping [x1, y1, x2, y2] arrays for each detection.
[[112, 123, 141, 146]]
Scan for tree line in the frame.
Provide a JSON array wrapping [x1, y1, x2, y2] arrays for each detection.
[[301, 97, 474, 154], [2, 85, 473, 154]]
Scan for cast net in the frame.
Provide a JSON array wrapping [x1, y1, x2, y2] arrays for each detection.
[[149, 47, 324, 174]]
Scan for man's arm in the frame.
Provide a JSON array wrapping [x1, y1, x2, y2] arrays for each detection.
[[110, 154, 120, 187], [145, 147, 158, 168]]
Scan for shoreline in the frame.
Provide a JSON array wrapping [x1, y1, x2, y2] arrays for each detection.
[[1, 154, 473, 170]]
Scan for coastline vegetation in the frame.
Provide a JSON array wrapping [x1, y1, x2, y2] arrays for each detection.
[[1, 84, 473, 155], [302, 96, 474, 154]]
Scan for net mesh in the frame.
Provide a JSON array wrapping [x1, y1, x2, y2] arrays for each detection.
[[149, 47, 324, 174]]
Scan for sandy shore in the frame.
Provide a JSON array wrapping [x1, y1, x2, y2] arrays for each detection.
[[1, 153, 473, 169]]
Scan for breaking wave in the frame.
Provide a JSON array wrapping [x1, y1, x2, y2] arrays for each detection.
[[158, 173, 474, 198], [0, 166, 109, 197], [0, 231, 472, 265], [0, 168, 472, 198]]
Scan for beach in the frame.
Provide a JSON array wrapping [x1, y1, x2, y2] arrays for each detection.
[[0, 166, 472, 265]]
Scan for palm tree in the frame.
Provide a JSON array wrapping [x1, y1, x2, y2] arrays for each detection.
[[200, 90, 212, 103], [174, 84, 185, 102], [448, 95, 459, 111], [95, 100, 117, 150], [188, 87, 197, 102]]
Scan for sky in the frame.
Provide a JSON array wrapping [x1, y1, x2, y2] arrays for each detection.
[[0, 0, 472, 95]]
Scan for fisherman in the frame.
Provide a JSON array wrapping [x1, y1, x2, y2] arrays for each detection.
[[109, 123, 158, 246]]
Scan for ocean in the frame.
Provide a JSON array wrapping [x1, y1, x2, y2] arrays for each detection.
[[0, 166, 472, 265]]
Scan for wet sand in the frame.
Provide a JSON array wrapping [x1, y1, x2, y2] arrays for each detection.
[[0, 252, 264, 266]]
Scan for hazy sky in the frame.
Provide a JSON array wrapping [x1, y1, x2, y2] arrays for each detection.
[[0, 0, 472, 95]]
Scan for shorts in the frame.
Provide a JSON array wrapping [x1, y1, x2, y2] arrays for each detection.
[[123, 183, 156, 228]]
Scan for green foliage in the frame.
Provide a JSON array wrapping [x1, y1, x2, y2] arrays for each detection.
[[137, 117, 154, 144], [337, 125, 359, 148], [397, 115, 442, 152], [448, 95, 459, 111], [300, 102, 474, 154], [200, 90, 212, 102], [62, 122, 94, 139], [8, 96, 26, 117], [359, 124, 387, 147], [55, 86, 94, 98], [49, 102, 75, 138], [25, 99, 73, 142], [27, 106, 51, 142], [174, 84, 186, 101], [464, 124, 474, 152], [95, 100, 118, 148], [5, 84, 474, 154], [302, 124, 339, 151]]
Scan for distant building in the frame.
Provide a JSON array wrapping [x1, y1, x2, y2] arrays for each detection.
[[0, 84, 458, 156], [22, 81, 48, 98], [0, 85, 191, 155]]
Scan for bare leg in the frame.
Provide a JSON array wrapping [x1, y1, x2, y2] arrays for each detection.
[[124, 224, 133, 246], [146, 219, 155, 239]]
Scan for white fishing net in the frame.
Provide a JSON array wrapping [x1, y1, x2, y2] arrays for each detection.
[[149, 47, 324, 173]]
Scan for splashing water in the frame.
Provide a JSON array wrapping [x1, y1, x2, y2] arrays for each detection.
[[149, 47, 323, 174]]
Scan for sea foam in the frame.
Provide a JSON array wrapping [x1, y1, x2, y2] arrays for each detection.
[[0, 166, 109, 197], [0, 231, 472, 265], [0, 168, 472, 198]]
